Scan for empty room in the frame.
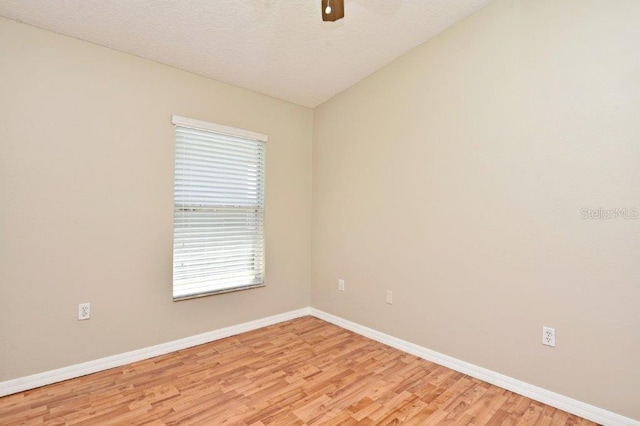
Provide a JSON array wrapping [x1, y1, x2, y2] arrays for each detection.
[[0, 0, 638, 424]]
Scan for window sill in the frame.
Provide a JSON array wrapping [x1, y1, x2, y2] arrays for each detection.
[[173, 282, 265, 302]]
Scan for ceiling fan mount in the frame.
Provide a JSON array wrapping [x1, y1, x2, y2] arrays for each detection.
[[322, 0, 344, 22]]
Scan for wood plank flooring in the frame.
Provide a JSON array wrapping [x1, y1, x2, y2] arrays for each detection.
[[0, 316, 596, 425]]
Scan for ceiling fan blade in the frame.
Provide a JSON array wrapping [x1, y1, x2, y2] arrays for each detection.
[[322, 0, 344, 22]]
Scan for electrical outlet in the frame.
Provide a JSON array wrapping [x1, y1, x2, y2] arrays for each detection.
[[78, 303, 91, 320], [386, 290, 393, 304], [338, 279, 345, 291], [542, 326, 555, 347]]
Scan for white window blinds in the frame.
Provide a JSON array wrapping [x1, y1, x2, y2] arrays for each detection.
[[172, 116, 267, 300]]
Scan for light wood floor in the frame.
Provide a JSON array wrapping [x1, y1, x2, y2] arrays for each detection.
[[0, 316, 595, 425]]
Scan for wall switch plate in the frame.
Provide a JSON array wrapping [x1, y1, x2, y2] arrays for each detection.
[[542, 326, 555, 347], [338, 279, 345, 291], [78, 303, 91, 320], [386, 290, 393, 304]]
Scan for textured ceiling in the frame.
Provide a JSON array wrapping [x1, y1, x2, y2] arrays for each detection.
[[0, 0, 490, 108]]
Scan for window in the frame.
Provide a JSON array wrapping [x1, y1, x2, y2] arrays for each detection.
[[172, 115, 267, 300]]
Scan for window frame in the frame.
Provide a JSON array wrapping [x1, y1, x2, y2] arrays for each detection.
[[171, 115, 267, 301]]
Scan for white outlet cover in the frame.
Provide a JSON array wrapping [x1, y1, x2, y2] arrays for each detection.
[[386, 290, 393, 304], [542, 326, 556, 347], [78, 303, 91, 320], [338, 279, 345, 291]]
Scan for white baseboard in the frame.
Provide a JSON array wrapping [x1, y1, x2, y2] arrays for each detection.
[[1, 306, 636, 426], [310, 308, 638, 426], [0, 307, 311, 398]]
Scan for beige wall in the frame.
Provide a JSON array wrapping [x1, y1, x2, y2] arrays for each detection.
[[0, 17, 312, 380], [312, 0, 640, 420]]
